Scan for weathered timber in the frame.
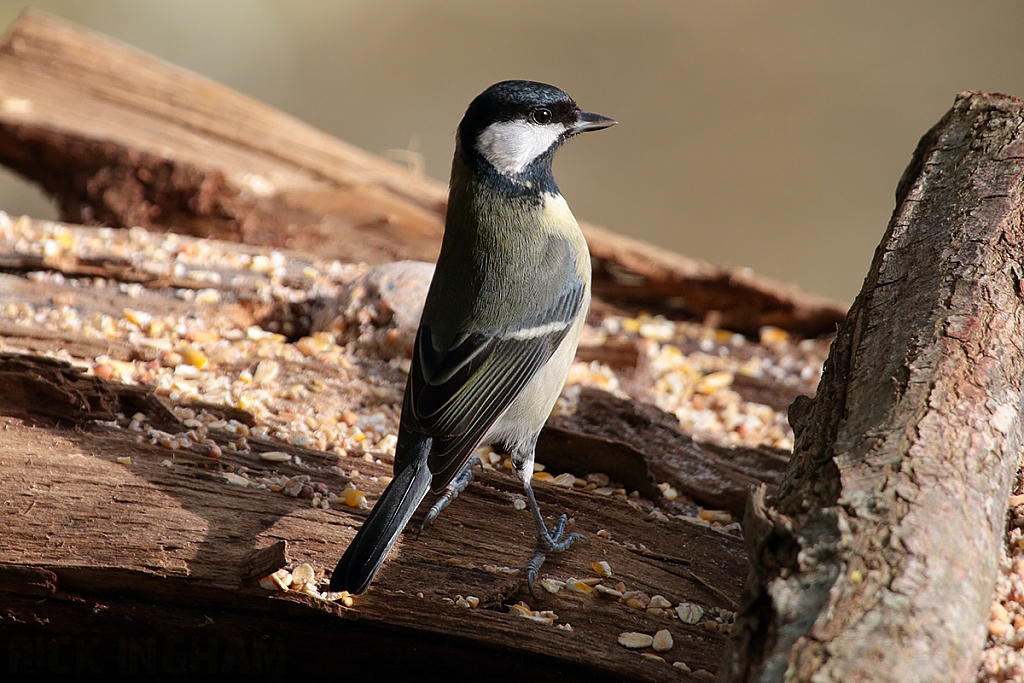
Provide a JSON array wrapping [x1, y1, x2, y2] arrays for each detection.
[[0, 353, 745, 681], [0, 215, 810, 680], [719, 92, 1024, 682], [540, 388, 790, 517], [0, 10, 846, 336]]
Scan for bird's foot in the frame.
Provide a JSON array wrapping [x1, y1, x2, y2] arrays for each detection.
[[420, 455, 480, 532], [526, 514, 586, 599], [538, 513, 585, 553]]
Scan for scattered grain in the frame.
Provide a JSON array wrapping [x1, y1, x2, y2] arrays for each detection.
[[618, 632, 654, 649], [676, 602, 704, 624], [652, 629, 673, 652], [565, 577, 594, 594], [259, 451, 292, 462], [223, 472, 249, 487]]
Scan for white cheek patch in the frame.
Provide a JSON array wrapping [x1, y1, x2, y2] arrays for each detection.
[[475, 120, 567, 175]]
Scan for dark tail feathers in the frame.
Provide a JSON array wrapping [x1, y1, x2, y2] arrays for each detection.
[[329, 448, 432, 594]]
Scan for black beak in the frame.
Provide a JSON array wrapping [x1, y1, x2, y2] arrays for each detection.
[[572, 110, 617, 133]]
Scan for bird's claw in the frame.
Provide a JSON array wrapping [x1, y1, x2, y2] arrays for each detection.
[[539, 514, 586, 553], [419, 455, 481, 534], [527, 514, 586, 598], [419, 500, 444, 532], [527, 551, 546, 599]]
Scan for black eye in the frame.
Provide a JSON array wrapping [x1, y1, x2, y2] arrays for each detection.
[[531, 108, 552, 125]]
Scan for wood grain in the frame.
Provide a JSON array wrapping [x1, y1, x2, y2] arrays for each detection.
[[0, 354, 744, 681]]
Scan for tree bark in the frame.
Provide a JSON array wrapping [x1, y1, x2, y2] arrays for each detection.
[[719, 92, 1024, 682]]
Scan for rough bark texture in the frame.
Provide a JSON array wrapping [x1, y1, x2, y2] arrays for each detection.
[[0, 10, 846, 336], [719, 92, 1024, 682]]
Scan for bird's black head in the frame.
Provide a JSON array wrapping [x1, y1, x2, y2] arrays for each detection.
[[456, 80, 615, 184]]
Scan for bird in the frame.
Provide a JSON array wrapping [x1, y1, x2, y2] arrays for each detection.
[[330, 80, 616, 596]]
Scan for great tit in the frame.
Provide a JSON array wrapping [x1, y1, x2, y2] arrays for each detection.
[[330, 80, 616, 596]]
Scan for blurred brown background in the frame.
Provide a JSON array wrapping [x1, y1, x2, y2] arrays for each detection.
[[0, 1, 1022, 303]]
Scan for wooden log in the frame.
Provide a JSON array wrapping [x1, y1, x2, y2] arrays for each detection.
[[719, 92, 1024, 682], [540, 388, 790, 517], [0, 10, 846, 336], [0, 351, 744, 681], [0, 215, 814, 680]]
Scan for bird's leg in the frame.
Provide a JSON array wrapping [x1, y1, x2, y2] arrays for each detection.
[[420, 455, 481, 531], [522, 478, 585, 598]]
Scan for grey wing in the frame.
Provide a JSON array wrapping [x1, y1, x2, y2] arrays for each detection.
[[400, 277, 585, 490]]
